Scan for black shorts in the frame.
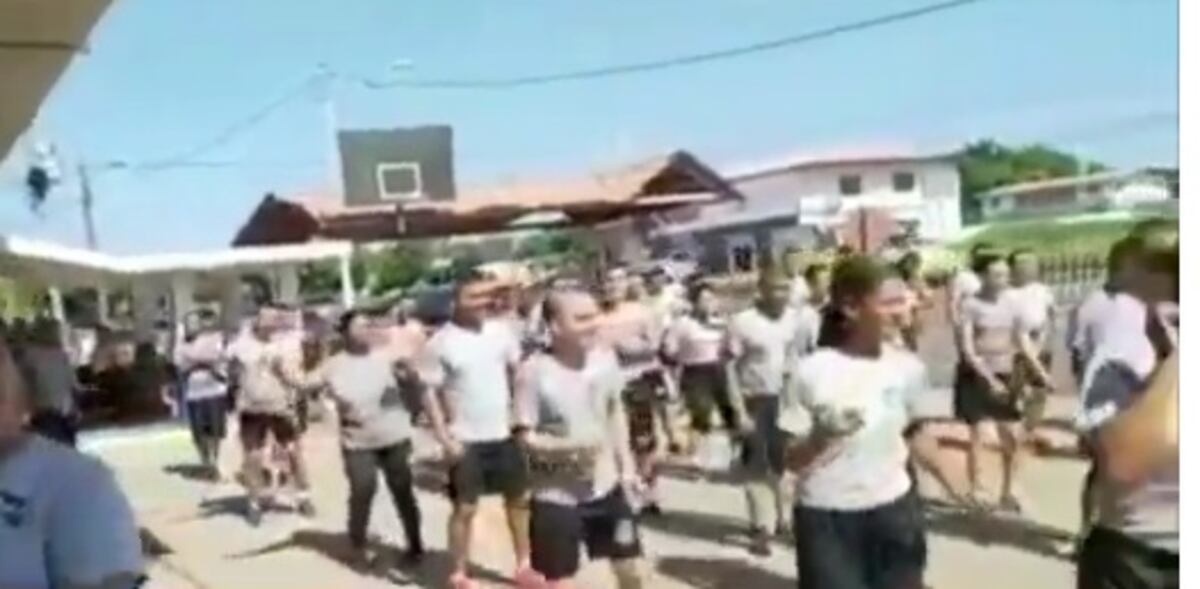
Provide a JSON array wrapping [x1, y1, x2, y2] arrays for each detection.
[[740, 395, 785, 476], [794, 491, 927, 589], [239, 411, 299, 449], [622, 373, 662, 456], [531, 488, 642, 581], [680, 363, 737, 434], [1077, 527, 1178, 589], [187, 396, 228, 439], [953, 363, 1021, 425], [447, 438, 529, 504]]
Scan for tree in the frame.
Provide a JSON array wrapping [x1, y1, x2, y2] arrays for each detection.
[[958, 139, 1107, 224], [367, 243, 431, 295]]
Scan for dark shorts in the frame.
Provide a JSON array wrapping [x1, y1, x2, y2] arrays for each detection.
[[531, 488, 642, 581], [794, 491, 927, 589], [622, 372, 663, 456], [680, 363, 737, 434], [953, 363, 1021, 425], [447, 438, 529, 504], [29, 410, 77, 447], [1077, 527, 1178, 589], [741, 395, 786, 476], [187, 397, 228, 440], [238, 411, 299, 449]]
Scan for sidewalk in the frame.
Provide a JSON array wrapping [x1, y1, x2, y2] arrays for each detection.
[[91, 403, 1085, 589]]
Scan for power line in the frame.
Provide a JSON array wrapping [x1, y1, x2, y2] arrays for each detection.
[[134, 74, 322, 171], [363, 0, 992, 90]]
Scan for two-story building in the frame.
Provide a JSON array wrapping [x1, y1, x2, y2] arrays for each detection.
[[649, 148, 962, 273]]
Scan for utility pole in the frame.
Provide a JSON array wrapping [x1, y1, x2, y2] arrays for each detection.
[[78, 162, 99, 250]]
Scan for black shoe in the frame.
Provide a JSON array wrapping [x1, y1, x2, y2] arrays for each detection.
[[400, 546, 425, 567], [245, 502, 263, 527], [749, 530, 772, 557], [641, 503, 663, 517]]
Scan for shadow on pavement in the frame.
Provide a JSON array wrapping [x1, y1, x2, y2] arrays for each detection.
[[228, 529, 513, 586], [163, 463, 213, 482], [638, 507, 753, 551], [657, 555, 794, 589], [924, 504, 1074, 561]]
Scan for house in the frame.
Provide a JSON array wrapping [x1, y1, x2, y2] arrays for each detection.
[[649, 148, 963, 274], [977, 169, 1175, 221]]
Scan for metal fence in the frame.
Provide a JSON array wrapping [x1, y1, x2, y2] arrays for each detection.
[[1039, 253, 1107, 308]]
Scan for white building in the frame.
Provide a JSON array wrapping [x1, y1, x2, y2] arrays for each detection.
[[648, 149, 963, 273], [978, 169, 1175, 221], [724, 148, 963, 242]]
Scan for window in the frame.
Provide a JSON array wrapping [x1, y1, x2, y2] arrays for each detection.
[[892, 171, 916, 192], [726, 235, 757, 274], [838, 174, 862, 196], [376, 162, 424, 201]]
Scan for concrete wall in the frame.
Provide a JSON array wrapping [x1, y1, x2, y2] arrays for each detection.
[[734, 159, 962, 241]]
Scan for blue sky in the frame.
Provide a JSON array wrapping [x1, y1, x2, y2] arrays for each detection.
[[0, 0, 1179, 253]]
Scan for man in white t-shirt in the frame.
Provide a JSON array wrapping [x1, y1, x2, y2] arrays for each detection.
[[725, 268, 820, 557], [1, 334, 144, 589], [424, 272, 540, 589], [226, 304, 314, 525], [1005, 248, 1057, 430], [1075, 221, 1178, 589], [21, 318, 79, 447], [515, 288, 648, 588], [176, 310, 229, 480]]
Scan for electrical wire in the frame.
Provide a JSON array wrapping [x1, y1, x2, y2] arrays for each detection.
[[362, 0, 992, 89], [134, 74, 322, 171]]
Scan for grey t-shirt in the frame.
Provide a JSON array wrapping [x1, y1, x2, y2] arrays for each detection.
[[962, 294, 1019, 374], [726, 307, 819, 397], [324, 351, 414, 450], [1076, 294, 1178, 551], [0, 436, 144, 589], [517, 347, 626, 504]]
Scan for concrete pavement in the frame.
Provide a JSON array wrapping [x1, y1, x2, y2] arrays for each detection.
[[90, 399, 1086, 589]]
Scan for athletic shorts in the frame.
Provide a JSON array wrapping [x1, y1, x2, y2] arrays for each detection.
[[531, 488, 642, 581], [679, 363, 737, 434], [239, 411, 299, 449], [793, 491, 927, 589], [952, 363, 1021, 425], [187, 396, 228, 439], [447, 438, 529, 504], [740, 395, 785, 477], [622, 373, 662, 455]]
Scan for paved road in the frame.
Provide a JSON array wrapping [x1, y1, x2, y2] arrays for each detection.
[[93, 411, 1085, 589], [95, 294, 1090, 588]]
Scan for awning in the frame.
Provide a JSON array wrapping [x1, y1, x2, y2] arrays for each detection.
[[0, 0, 112, 160], [234, 150, 745, 245]]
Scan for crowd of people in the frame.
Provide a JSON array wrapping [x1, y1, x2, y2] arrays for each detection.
[[0, 216, 1179, 589]]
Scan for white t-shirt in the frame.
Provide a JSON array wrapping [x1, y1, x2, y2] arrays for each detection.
[[789, 276, 811, 309], [1069, 288, 1124, 368], [0, 436, 144, 589], [20, 346, 76, 414], [663, 315, 726, 366], [226, 333, 297, 415], [176, 331, 227, 401], [517, 347, 626, 504], [777, 347, 931, 511], [961, 294, 1020, 374], [427, 320, 521, 442], [1005, 282, 1055, 336], [726, 307, 820, 396], [323, 351, 414, 450], [1075, 294, 1178, 551], [950, 270, 982, 323]]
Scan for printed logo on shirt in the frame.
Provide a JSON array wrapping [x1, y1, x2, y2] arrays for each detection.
[[0, 489, 29, 528]]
